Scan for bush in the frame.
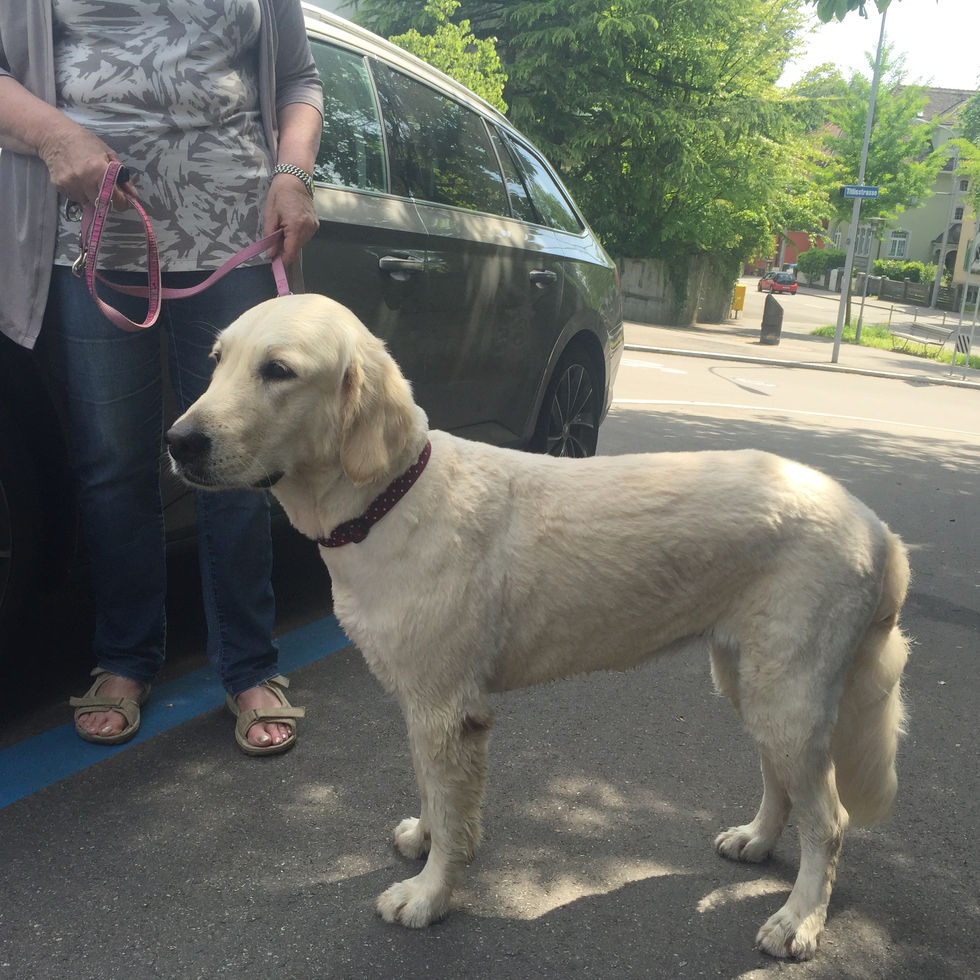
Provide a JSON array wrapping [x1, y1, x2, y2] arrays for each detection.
[[872, 259, 937, 284], [796, 247, 846, 283]]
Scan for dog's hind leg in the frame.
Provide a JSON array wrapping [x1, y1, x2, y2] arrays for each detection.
[[737, 659, 849, 960], [377, 702, 493, 928], [715, 753, 791, 863], [753, 752, 847, 961], [711, 641, 791, 863]]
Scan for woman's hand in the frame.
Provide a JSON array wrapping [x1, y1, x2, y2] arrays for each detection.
[[37, 122, 137, 211], [264, 101, 322, 265], [262, 174, 318, 266], [0, 78, 135, 210]]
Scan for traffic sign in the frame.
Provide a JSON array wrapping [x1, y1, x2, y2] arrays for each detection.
[[840, 185, 880, 199]]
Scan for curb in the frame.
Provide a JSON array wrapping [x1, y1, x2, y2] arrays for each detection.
[[624, 343, 980, 391]]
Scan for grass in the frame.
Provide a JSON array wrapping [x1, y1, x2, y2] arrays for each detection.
[[811, 323, 980, 371]]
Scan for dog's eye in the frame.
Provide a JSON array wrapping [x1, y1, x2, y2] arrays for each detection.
[[260, 360, 296, 382], [211, 348, 222, 365]]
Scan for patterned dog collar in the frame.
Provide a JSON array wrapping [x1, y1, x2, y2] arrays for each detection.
[[317, 441, 432, 548]]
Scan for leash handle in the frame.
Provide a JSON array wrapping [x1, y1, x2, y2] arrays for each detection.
[[77, 161, 291, 332]]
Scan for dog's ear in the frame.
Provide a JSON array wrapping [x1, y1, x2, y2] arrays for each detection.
[[339, 339, 419, 485]]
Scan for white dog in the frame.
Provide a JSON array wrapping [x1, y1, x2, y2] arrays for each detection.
[[167, 294, 909, 960]]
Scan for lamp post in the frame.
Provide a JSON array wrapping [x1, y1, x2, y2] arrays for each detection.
[[832, 8, 887, 363]]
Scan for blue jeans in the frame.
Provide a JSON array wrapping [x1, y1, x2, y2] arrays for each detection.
[[38, 264, 279, 695]]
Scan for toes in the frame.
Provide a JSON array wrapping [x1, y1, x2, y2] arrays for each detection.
[[756, 908, 821, 961], [715, 825, 773, 863], [376, 877, 449, 928], [78, 710, 126, 736], [245, 721, 294, 748]]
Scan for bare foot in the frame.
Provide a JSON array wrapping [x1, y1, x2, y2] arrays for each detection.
[[234, 684, 295, 748], [75, 674, 146, 739]]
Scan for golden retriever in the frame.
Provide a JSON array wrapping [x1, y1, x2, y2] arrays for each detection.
[[167, 293, 910, 960]]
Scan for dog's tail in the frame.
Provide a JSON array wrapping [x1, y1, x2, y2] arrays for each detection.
[[832, 526, 911, 827]]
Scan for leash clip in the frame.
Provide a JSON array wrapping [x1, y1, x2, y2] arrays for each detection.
[[71, 246, 87, 278]]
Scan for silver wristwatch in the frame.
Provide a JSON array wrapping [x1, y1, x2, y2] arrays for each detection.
[[273, 163, 315, 198]]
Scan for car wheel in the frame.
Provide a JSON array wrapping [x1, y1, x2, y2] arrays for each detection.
[[532, 347, 600, 457]]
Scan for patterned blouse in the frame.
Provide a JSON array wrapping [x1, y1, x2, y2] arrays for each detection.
[[53, 0, 275, 271]]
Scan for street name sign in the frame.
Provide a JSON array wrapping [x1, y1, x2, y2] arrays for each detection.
[[840, 185, 880, 199]]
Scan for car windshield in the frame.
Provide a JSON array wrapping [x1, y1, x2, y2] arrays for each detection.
[[774, 273, 794, 283]]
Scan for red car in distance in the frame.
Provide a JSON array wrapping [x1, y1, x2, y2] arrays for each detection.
[[758, 272, 798, 294]]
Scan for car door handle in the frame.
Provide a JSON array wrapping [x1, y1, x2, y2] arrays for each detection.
[[379, 255, 425, 277], [529, 268, 558, 286]]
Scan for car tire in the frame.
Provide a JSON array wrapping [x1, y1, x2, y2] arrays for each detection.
[[531, 346, 600, 458]]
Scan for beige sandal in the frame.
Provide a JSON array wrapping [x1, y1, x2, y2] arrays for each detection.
[[70, 667, 151, 745], [226, 674, 305, 756]]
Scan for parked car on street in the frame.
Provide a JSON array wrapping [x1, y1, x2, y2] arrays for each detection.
[[758, 272, 798, 294], [0, 4, 623, 644]]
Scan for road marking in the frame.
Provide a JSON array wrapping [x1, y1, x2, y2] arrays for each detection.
[[621, 357, 687, 375], [612, 399, 980, 438], [0, 615, 351, 809]]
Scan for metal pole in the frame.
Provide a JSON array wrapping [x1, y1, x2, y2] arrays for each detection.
[[833, 9, 888, 363], [856, 219, 883, 343], [856, 269, 871, 342]]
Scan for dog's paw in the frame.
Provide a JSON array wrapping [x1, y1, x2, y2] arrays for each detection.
[[376, 875, 450, 928], [755, 906, 823, 961], [394, 817, 431, 859], [714, 824, 775, 863]]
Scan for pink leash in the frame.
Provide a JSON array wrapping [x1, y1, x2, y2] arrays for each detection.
[[73, 161, 291, 331]]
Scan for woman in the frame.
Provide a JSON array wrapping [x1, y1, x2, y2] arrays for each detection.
[[0, 0, 323, 754]]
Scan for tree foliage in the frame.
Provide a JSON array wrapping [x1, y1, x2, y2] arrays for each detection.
[[796, 245, 846, 282], [805, 0, 902, 22], [792, 49, 942, 223], [356, 0, 825, 272], [962, 91, 980, 146], [387, 0, 507, 112]]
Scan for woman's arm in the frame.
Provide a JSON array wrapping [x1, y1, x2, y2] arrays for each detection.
[[263, 100, 323, 266], [0, 75, 136, 209]]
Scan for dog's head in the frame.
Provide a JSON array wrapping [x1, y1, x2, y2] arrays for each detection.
[[167, 294, 426, 491]]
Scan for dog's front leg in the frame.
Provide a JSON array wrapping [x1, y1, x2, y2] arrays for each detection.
[[392, 735, 435, 859], [377, 704, 493, 928]]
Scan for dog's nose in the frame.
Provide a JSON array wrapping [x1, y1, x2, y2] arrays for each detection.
[[166, 421, 211, 463]]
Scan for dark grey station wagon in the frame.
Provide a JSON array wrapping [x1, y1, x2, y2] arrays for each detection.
[[301, 4, 623, 455]]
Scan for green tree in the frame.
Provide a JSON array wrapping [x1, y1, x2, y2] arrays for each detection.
[[806, 0, 902, 22], [387, 0, 507, 112], [814, 47, 942, 222], [962, 91, 980, 145], [357, 0, 826, 279]]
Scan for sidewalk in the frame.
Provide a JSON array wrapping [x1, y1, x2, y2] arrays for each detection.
[[624, 286, 980, 390]]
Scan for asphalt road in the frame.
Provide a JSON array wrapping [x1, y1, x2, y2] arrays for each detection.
[[1, 303, 977, 979]]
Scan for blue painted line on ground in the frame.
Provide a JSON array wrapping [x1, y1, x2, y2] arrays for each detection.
[[0, 614, 350, 810]]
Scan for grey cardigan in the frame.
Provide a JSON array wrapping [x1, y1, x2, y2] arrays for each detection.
[[0, 0, 322, 348]]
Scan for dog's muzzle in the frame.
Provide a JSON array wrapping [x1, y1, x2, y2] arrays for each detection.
[[165, 420, 282, 489]]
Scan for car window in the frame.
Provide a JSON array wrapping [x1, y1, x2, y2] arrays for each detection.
[[486, 126, 539, 224], [370, 61, 509, 216], [498, 134, 583, 234], [309, 40, 387, 192]]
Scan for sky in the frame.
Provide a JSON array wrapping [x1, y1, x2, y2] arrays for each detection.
[[779, 0, 980, 91]]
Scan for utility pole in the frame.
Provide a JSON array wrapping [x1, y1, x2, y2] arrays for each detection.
[[832, 9, 888, 363]]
